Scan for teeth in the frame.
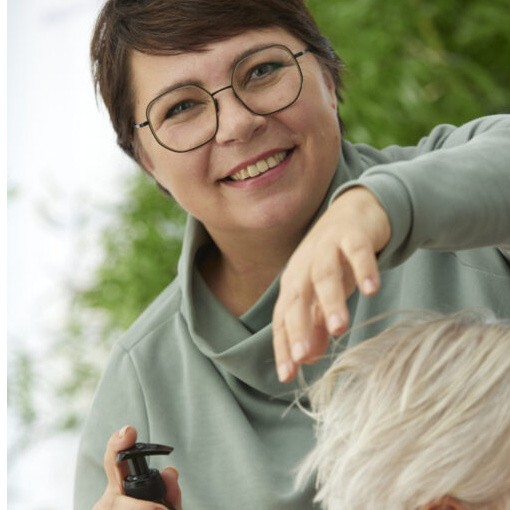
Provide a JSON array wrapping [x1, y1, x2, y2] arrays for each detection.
[[247, 164, 258, 177], [256, 160, 269, 172], [267, 156, 278, 167], [230, 151, 287, 181]]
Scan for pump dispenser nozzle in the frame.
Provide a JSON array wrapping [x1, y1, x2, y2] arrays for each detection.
[[117, 442, 176, 509]]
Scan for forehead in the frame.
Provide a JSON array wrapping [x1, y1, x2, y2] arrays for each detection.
[[130, 27, 303, 110]]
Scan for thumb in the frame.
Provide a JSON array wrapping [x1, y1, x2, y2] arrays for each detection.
[[104, 425, 138, 490], [161, 467, 182, 510]]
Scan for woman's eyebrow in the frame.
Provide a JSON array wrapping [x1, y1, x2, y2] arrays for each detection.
[[152, 79, 205, 99], [150, 42, 283, 99], [230, 42, 277, 64]]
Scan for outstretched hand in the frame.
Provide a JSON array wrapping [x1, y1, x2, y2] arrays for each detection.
[[92, 426, 182, 510], [272, 186, 391, 382]]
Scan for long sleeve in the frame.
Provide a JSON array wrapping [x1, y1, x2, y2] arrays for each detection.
[[73, 343, 151, 510], [335, 115, 510, 269]]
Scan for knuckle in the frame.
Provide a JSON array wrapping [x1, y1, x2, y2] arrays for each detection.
[[280, 267, 297, 290], [272, 315, 286, 333], [341, 235, 371, 258], [273, 298, 288, 324], [310, 260, 339, 284], [280, 278, 304, 306]]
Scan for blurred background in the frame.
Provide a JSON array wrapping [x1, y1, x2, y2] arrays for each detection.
[[7, 0, 510, 509], [8, 1, 134, 508]]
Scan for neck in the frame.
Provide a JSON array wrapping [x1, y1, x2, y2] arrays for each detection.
[[199, 225, 306, 317]]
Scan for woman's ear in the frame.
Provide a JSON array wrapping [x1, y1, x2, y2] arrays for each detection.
[[420, 495, 467, 510], [317, 64, 338, 112], [324, 70, 338, 111]]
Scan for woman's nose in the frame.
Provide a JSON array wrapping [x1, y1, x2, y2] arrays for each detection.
[[213, 88, 266, 145]]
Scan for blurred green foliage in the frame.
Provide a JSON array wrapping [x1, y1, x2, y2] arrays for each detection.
[[9, 0, 510, 434], [8, 350, 37, 426], [309, 0, 510, 146], [74, 173, 186, 333]]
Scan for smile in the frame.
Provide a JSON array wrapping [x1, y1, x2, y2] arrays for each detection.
[[228, 150, 289, 181]]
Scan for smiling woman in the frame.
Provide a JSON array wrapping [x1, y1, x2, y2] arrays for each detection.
[[75, 1, 510, 510]]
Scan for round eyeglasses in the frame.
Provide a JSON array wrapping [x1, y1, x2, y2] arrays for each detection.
[[133, 44, 309, 153]]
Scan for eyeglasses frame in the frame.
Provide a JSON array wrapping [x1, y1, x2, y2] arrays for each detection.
[[133, 44, 310, 153]]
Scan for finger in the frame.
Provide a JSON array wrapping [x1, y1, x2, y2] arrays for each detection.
[[304, 301, 333, 364], [275, 265, 319, 378], [340, 236, 381, 297], [161, 467, 182, 510], [285, 298, 332, 366], [310, 249, 350, 336], [104, 425, 138, 490], [273, 303, 298, 383], [109, 493, 170, 510], [284, 288, 315, 365]]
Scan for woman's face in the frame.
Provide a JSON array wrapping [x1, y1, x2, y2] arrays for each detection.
[[130, 27, 341, 240]]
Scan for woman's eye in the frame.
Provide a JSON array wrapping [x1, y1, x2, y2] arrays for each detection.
[[249, 62, 282, 81], [165, 100, 195, 119]]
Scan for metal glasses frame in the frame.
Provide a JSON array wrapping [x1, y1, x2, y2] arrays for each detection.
[[133, 44, 310, 153]]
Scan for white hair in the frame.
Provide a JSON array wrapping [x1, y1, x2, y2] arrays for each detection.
[[297, 309, 510, 510]]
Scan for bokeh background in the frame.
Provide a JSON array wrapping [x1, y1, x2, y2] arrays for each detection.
[[7, 0, 510, 509]]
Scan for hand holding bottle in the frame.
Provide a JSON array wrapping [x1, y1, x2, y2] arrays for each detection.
[[92, 426, 182, 510]]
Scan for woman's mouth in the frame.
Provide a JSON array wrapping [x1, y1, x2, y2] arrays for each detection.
[[227, 150, 290, 182]]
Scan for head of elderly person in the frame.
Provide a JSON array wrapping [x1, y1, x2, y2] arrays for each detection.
[[297, 309, 510, 510]]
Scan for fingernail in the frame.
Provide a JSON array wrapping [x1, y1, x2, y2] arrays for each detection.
[[118, 425, 130, 439], [363, 277, 378, 295], [291, 342, 309, 362], [328, 312, 346, 334], [277, 361, 293, 382]]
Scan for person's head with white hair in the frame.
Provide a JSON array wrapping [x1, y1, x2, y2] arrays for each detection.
[[297, 309, 510, 510]]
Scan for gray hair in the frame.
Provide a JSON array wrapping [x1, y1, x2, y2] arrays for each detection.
[[297, 309, 510, 510]]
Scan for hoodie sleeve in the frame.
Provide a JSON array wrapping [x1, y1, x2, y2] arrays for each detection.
[[332, 115, 510, 269], [73, 343, 151, 510]]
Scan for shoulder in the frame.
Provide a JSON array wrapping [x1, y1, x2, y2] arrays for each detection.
[[346, 114, 510, 166], [116, 276, 184, 353]]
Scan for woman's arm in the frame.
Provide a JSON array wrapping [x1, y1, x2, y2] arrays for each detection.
[[353, 114, 510, 268], [273, 115, 510, 382]]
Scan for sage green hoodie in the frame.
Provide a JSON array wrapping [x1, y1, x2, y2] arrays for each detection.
[[74, 116, 510, 510]]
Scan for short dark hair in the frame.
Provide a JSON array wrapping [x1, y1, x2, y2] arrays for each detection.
[[91, 0, 344, 162]]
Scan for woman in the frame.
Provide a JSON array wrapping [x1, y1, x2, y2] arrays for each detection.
[[297, 309, 510, 510], [75, 1, 510, 509]]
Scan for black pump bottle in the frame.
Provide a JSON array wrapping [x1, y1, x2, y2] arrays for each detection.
[[117, 442, 177, 510]]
